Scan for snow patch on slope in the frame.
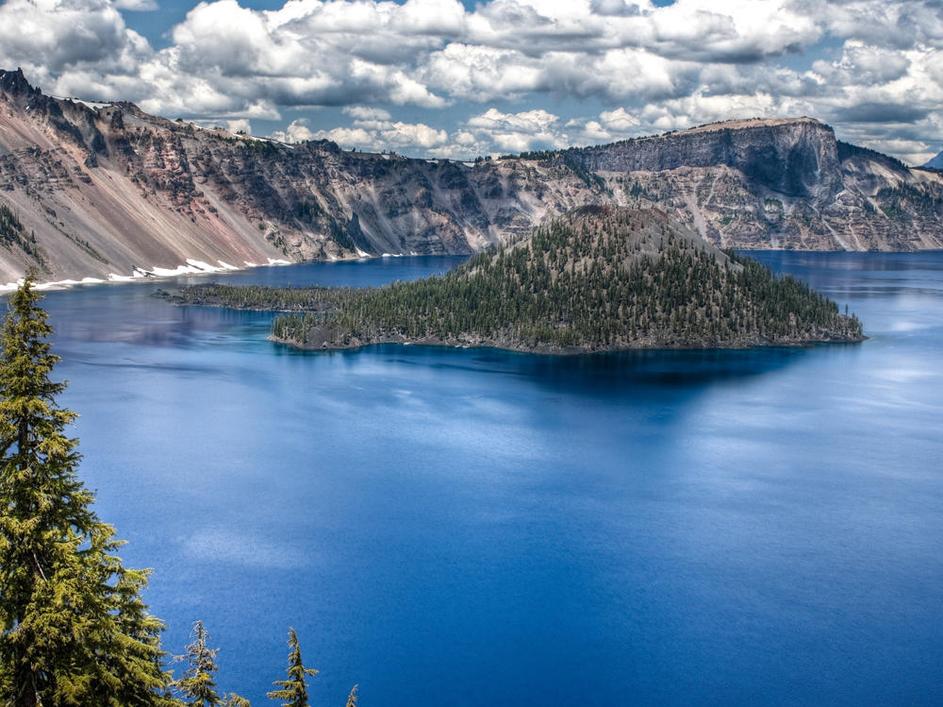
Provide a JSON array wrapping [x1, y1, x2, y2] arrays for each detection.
[[0, 258, 292, 294]]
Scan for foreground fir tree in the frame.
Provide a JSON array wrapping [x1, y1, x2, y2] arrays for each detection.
[[345, 685, 358, 707], [0, 276, 172, 705], [176, 620, 222, 706], [267, 629, 318, 706]]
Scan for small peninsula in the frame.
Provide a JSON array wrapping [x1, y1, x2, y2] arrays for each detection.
[[163, 206, 864, 353]]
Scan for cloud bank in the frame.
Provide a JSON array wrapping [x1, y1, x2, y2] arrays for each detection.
[[2, 0, 942, 162]]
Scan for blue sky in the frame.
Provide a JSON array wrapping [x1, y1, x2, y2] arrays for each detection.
[[2, 0, 941, 163]]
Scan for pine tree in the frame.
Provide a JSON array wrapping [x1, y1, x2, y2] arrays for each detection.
[[0, 276, 172, 705], [223, 694, 252, 707], [267, 629, 318, 706], [176, 620, 221, 706], [345, 685, 358, 707]]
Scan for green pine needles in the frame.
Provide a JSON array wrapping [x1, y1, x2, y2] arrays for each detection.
[[267, 629, 318, 706], [0, 276, 170, 706], [171, 620, 249, 706], [175, 620, 223, 706]]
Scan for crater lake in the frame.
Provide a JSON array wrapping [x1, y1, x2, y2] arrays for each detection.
[[34, 252, 943, 705]]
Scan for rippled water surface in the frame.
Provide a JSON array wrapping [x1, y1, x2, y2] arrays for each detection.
[[36, 252, 943, 705]]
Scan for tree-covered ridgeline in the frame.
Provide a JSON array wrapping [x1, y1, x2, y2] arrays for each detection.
[[0, 279, 359, 705], [167, 206, 863, 352]]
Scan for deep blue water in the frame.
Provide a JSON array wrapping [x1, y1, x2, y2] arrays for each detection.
[[33, 253, 943, 705]]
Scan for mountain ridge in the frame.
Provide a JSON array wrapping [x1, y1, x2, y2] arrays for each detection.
[[922, 150, 943, 170], [2, 67, 942, 284]]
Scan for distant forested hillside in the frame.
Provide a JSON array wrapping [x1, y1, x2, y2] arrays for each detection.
[[165, 206, 863, 353]]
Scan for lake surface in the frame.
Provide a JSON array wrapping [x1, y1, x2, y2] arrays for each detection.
[[36, 253, 943, 705]]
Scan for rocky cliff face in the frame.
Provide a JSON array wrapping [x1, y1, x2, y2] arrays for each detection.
[[1, 68, 941, 283], [567, 118, 943, 251], [575, 118, 843, 200], [0, 68, 598, 283]]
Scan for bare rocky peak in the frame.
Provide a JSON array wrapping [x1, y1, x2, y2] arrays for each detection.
[[0, 68, 36, 98]]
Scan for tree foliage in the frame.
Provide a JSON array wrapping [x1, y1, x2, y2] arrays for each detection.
[[175, 620, 225, 706], [0, 203, 44, 264], [169, 207, 863, 352], [345, 685, 358, 707], [0, 277, 171, 706], [267, 629, 317, 707]]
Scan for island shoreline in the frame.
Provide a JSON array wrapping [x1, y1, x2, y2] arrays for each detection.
[[268, 332, 867, 356], [155, 295, 867, 354]]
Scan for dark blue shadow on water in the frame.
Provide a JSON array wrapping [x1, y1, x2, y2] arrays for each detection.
[[275, 340, 852, 392]]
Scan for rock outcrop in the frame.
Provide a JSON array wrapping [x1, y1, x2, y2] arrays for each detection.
[[564, 119, 943, 250], [1, 68, 942, 283]]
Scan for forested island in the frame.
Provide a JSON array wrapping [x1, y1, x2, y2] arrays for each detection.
[[163, 206, 864, 353]]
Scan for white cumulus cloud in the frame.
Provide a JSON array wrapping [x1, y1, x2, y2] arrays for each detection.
[[4, 0, 943, 162]]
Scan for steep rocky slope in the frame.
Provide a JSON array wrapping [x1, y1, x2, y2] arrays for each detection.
[[0, 68, 597, 284], [563, 118, 943, 250], [1, 68, 942, 284]]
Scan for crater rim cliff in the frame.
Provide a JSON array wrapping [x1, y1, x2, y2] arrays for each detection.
[[1, 67, 941, 285]]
